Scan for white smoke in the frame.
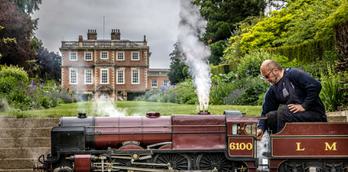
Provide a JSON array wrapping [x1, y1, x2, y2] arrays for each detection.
[[178, 0, 211, 111], [93, 94, 126, 117], [257, 131, 270, 171]]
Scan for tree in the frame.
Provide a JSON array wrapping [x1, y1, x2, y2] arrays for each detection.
[[10, 0, 42, 15], [37, 47, 61, 81], [193, 0, 266, 43], [193, 0, 266, 64], [0, 0, 35, 69], [168, 42, 189, 85], [209, 40, 227, 65]]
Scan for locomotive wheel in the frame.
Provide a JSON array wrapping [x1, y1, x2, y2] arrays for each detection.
[[196, 153, 239, 171], [153, 153, 192, 170], [279, 160, 348, 172], [53, 167, 73, 172], [53, 160, 73, 172]]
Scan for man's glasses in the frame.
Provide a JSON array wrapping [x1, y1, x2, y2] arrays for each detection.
[[260, 69, 274, 80]]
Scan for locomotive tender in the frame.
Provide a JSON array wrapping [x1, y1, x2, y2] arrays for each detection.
[[36, 111, 348, 172]]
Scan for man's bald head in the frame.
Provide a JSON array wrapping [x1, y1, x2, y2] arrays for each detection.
[[260, 59, 282, 72], [260, 59, 284, 85]]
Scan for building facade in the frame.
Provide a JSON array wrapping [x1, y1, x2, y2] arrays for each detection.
[[147, 69, 170, 89], [60, 29, 169, 100]]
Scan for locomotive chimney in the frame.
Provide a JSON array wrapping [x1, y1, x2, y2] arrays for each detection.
[[146, 112, 160, 118], [197, 110, 210, 115], [78, 112, 87, 118]]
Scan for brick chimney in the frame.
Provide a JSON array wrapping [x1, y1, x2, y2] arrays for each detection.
[[87, 29, 97, 40], [78, 35, 83, 42], [78, 35, 83, 47], [143, 35, 147, 44], [111, 29, 121, 40]]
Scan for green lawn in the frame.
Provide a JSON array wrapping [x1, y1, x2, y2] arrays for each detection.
[[0, 101, 261, 118]]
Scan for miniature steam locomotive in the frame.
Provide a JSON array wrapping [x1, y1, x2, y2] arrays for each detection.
[[36, 111, 348, 172]]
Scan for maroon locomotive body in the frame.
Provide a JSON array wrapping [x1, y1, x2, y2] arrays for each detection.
[[269, 123, 348, 171], [36, 112, 348, 172]]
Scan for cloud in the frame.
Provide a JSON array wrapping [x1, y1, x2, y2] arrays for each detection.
[[33, 0, 180, 68]]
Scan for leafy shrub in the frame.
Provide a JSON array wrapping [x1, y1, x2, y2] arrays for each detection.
[[0, 65, 31, 110], [58, 89, 74, 103], [236, 50, 267, 78], [136, 89, 163, 102], [0, 65, 68, 111], [223, 77, 268, 105], [29, 80, 67, 109], [0, 65, 29, 83], [170, 80, 197, 104], [0, 98, 9, 112], [236, 50, 289, 78], [320, 65, 344, 111], [136, 80, 197, 105], [210, 74, 236, 104]]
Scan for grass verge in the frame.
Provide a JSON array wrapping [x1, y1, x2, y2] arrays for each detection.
[[0, 101, 261, 118]]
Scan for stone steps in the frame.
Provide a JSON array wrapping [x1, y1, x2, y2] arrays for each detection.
[[0, 169, 35, 172], [0, 128, 51, 138], [0, 147, 51, 159], [0, 118, 59, 128], [0, 118, 57, 171], [0, 138, 50, 148], [0, 158, 38, 169]]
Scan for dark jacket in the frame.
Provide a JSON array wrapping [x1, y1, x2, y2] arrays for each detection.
[[258, 68, 326, 131]]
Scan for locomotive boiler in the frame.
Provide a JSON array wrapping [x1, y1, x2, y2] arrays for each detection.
[[36, 111, 348, 172]]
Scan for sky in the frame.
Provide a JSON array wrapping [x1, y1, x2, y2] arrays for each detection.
[[33, 0, 180, 68]]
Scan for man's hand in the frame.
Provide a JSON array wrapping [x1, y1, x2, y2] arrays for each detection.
[[257, 128, 264, 140], [288, 104, 305, 113]]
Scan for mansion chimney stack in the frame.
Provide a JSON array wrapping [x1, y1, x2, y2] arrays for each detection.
[[78, 35, 83, 42], [87, 29, 97, 40], [111, 29, 121, 40]]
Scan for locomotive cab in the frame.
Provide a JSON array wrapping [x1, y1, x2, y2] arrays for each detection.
[[225, 112, 260, 171]]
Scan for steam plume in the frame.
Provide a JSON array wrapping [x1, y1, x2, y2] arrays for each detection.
[[178, 0, 211, 111], [93, 94, 126, 117]]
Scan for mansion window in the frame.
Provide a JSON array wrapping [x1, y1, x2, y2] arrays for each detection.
[[84, 52, 93, 61], [69, 51, 78, 61], [116, 68, 125, 84], [163, 80, 170, 86], [116, 51, 125, 61], [151, 80, 157, 88], [84, 69, 93, 84], [131, 68, 140, 84], [100, 51, 109, 60], [100, 68, 109, 84], [131, 51, 140, 61], [69, 68, 78, 84]]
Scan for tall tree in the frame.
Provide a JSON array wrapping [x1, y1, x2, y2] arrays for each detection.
[[10, 0, 42, 15], [0, 0, 35, 69], [37, 47, 62, 81], [194, 0, 266, 42], [168, 42, 189, 85], [193, 0, 266, 64]]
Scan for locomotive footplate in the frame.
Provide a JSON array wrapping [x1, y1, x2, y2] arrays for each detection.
[[107, 166, 218, 172]]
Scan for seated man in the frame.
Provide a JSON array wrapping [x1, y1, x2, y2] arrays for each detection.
[[257, 60, 327, 139]]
